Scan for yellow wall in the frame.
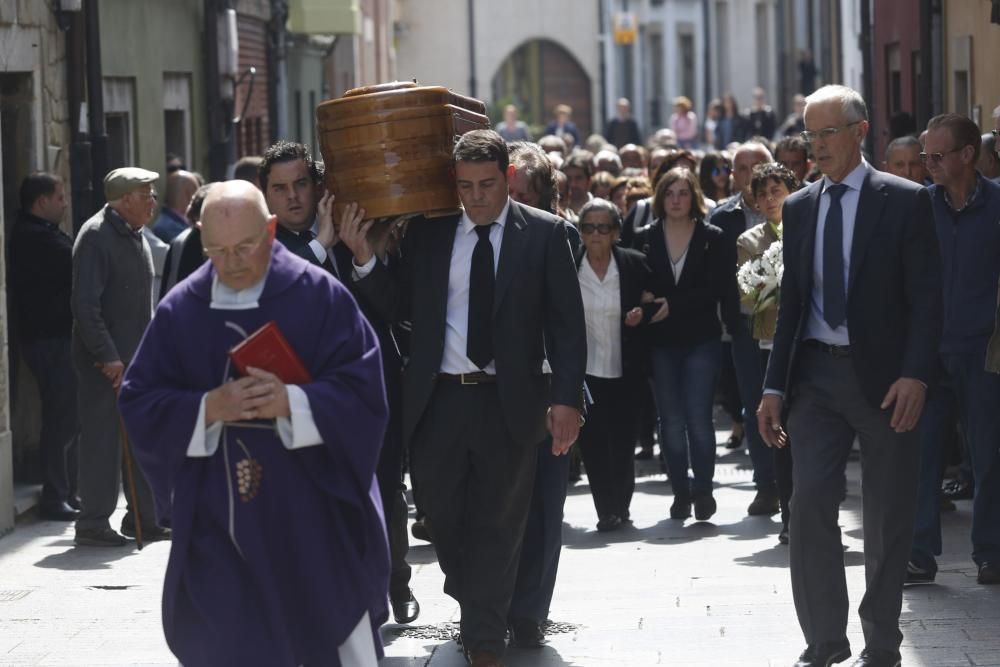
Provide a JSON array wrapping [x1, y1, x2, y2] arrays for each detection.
[[943, 0, 1000, 129]]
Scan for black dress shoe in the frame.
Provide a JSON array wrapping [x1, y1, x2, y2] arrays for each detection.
[[670, 496, 692, 520], [942, 478, 974, 500], [849, 648, 900, 666], [391, 588, 420, 624], [978, 561, 1000, 585], [74, 527, 128, 547], [39, 500, 80, 521], [904, 560, 936, 585], [120, 523, 172, 542], [778, 523, 790, 545], [508, 618, 544, 648], [596, 515, 622, 532], [410, 517, 432, 543], [693, 493, 717, 521], [793, 639, 851, 666], [747, 487, 780, 516]]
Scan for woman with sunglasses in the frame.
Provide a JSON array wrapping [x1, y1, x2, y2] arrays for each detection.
[[698, 152, 733, 204], [574, 199, 652, 531], [635, 168, 737, 522]]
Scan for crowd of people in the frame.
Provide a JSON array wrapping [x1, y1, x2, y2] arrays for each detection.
[[8, 83, 1000, 667]]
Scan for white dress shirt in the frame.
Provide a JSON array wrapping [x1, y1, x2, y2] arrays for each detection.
[[579, 254, 623, 378], [803, 160, 868, 346], [354, 199, 510, 374], [186, 266, 323, 457]]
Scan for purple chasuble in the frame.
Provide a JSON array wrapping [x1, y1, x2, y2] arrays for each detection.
[[119, 243, 390, 666]]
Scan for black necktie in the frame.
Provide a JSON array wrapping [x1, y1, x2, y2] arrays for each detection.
[[303, 229, 338, 277], [822, 184, 848, 329], [467, 223, 495, 369]]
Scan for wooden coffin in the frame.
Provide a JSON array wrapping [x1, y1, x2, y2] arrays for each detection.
[[316, 81, 489, 221]]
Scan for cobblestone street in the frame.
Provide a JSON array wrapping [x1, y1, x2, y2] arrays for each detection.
[[1, 426, 997, 666]]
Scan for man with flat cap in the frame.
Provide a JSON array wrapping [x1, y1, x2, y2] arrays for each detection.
[[72, 167, 165, 546]]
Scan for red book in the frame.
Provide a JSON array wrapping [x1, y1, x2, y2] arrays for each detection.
[[228, 321, 312, 385]]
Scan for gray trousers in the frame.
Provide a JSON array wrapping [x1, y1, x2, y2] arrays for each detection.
[[73, 360, 156, 532], [786, 347, 919, 653]]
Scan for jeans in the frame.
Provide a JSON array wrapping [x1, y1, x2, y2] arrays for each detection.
[[650, 340, 722, 498], [730, 319, 776, 488], [913, 349, 1000, 567]]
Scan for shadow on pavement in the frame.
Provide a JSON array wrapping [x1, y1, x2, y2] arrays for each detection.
[[34, 544, 142, 570]]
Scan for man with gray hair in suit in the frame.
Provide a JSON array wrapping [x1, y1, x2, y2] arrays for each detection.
[[757, 86, 942, 667]]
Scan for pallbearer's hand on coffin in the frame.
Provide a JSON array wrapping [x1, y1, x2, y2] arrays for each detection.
[[314, 193, 339, 249], [339, 202, 374, 265]]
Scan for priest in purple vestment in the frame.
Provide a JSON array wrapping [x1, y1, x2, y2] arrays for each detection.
[[118, 180, 390, 666]]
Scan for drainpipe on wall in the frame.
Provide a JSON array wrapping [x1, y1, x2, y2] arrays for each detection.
[[83, 0, 107, 207], [63, 8, 93, 231], [467, 0, 476, 98], [859, 0, 874, 158], [269, 0, 289, 142]]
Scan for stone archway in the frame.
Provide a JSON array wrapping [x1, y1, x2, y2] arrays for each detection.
[[491, 39, 593, 139]]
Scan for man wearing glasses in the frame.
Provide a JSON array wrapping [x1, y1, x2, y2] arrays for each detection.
[[72, 167, 164, 546], [757, 86, 941, 667], [908, 113, 1000, 589]]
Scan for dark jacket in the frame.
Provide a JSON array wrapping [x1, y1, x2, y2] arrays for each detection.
[[634, 218, 737, 347], [9, 210, 74, 340], [71, 205, 154, 366], [574, 244, 652, 379], [159, 226, 205, 300], [353, 200, 587, 448], [604, 117, 641, 148], [764, 164, 943, 408], [929, 176, 1000, 354]]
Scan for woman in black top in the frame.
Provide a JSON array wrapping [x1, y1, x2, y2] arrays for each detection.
[[634, 168, 737, 522], [573, 199, 652, 531]]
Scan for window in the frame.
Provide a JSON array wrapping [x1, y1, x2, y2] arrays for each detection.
[[886, 44, 901, 114], [678, 30, 695, 101], [103, 77, 136, 168], [0, 72, 35, 223], [754, 3, 771, 94], [648, 30, 665, 127], [163, 73, 192, 166]]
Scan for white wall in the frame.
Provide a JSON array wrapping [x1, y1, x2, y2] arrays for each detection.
[[707, 0, 781, 112], [395, 0, 602, 131]]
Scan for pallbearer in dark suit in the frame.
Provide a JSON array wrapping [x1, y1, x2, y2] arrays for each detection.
[[344, 130, 586, 667], [262, 140, 420, 624], [757, 86, 942, 667]]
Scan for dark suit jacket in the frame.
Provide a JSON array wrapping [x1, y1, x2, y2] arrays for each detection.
[[574, 245, 651, 380], [159, 227, 205, 300], [354, 200, 587, 448], [634, 218, 738, 346], [764, 164, 943, 408]]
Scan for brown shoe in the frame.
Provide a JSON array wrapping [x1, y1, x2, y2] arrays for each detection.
[[465, 649, 504, 667]]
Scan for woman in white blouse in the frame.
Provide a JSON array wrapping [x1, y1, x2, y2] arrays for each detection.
[[574, 199, 653, 532]]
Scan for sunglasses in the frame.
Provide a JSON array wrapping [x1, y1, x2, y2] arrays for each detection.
[[580, 223, 615, 235], [919, 147, 964, 164]]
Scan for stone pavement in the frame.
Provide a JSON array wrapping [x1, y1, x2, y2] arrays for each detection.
[[1, 428, 997, 666]]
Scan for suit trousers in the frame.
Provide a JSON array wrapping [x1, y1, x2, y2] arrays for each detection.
[[761, 349, 793, 525], [21, 337, 78, 504], [786, 346, 920, 652], [376, 365, 412, 601], [508, 437, 570, 625], [577, 375, 636, 521], [410, 380, 537, 655], [731, 320, 776, 488], [74, 361, 156, 532]]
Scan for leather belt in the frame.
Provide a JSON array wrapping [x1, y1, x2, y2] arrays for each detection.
[[803, 339, 851, 357], [438, 371, 497, 385]]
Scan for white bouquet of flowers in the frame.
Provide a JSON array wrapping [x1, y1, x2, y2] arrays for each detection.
[[737, 239, 784, 313]]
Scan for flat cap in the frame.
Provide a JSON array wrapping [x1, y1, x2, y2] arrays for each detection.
[[104, 167, 159, 201]]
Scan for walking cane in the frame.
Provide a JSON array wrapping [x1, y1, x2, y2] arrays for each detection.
[[115, 391, 144, 551]]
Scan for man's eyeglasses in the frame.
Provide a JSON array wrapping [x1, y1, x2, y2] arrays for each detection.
[[580, 223, 615, 235], [800, 121, 861, 143], [711, 166, 732, 177], [919, 147, 964, 164], [203, 231, 267, 260]]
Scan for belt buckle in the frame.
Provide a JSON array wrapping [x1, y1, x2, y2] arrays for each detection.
[[460, 373, 476, 385]]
